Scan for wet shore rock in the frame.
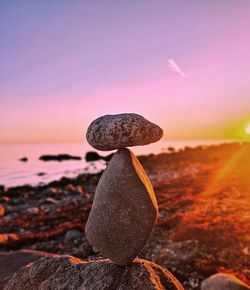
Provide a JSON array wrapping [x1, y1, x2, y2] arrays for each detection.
[[85, 151, 114, 162], [39, 154, 81, 162], [18, 157, 28, 162]]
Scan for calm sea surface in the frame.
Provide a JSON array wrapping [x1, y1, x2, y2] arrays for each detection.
[[0, 140, 236, 187]]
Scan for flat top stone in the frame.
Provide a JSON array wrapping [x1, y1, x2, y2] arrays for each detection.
[[85, 148, 158, 265], [86, 113, 163, 151]]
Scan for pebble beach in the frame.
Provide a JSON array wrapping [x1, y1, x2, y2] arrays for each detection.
[[1, 142, 250, 289]]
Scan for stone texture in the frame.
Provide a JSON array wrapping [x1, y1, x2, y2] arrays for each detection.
[[86, 113, 163, 151], [85, 148, 158, 265], [0, 250, 55, 289], [64, 229, 82, 241], [4, 255, 184, 290], [156, 240, 199, 267], [201, 273, 250, 290]]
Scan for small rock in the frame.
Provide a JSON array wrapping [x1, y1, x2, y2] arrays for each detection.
[[85, 151, 102, 162], [27, 207, 39, 214], [201, 273, 250, 290], [41, 187, 58, 197], [157, 240, 199, 267], [64, 229, 82, 241], [0, 204, 5, 216], [86, 113, 163, 151], [168, 147, 175, 152], [85, 148, 158, 265], [37, 172, 46, 176], [85, 151, 114, 162], [71, 236, 93, 258], [19, 157, 28, 162], [45, 197, 57, 204], [4, 256, 184, 290], [0, 196, 10, 203], [242, 247, 249, 255]]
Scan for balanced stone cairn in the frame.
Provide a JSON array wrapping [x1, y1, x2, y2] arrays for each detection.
[[85, 113, 163, 266], [2, 113, 184, 290]]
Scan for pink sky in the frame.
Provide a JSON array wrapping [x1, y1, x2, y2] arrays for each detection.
[[1, 1, 250, 143]]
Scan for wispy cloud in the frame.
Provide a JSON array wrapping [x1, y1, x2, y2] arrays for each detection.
[[168, 59, 186, 78]]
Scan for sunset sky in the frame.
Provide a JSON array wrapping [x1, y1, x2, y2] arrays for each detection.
[[1, 1, 250, 143]]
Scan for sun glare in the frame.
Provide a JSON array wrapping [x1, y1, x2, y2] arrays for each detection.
[[245, 124, 250, 135]]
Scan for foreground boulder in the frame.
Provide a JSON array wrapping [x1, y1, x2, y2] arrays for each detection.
[[86, 113, 163, 151], [85, 148, 158, 265], [4, 255, 184, 290], [0, 250, 55, 289], [201, 273, 250, 290]]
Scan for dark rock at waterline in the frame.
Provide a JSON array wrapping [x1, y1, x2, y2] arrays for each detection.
[[0, 250, 54, 289], [37, 172, 46, 176], [85, 151, 100, 162], [85, 151, 114, 162], [85, 148, 158, 266], [201, 273, 250, 290], [168, 147, 175, 152], [4, 255, 184, 290], [39, 154, 82, 162], [18, 157, 28, 162], [86, 113, 163, 151]]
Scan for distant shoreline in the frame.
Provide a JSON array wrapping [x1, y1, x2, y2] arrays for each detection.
[[0, 141, 248, 189]]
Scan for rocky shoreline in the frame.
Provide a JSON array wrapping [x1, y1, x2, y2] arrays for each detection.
[[1, 142, 250, 289]]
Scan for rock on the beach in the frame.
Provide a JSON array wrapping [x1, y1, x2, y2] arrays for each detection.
[[64, 229, 82, 241], [201, 273, 250, 290], [156, 240, 199, 267], [4, 255, 184, 290], [39, 154, 82, 162], [0, 250, 54, 289], [85, 148, 158, 265], [85, 151, 114, 162], [0, 205, 5, 217], [86, 113, 163, 151], [18, 157, 28, 162]]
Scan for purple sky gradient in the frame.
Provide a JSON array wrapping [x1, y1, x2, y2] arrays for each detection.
[[1, 1, 250, 142]]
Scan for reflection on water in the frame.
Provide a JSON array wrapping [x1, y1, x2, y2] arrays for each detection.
[[0, 140, 238, 187]]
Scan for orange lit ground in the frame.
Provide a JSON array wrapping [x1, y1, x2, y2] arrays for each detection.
[[0, 143, 249, 289]]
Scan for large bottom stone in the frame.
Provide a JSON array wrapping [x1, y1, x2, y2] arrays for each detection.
[[4, 255, 184, 290], [85, 148, 158, 266]]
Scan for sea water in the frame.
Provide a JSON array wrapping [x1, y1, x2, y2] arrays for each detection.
[[0, 140, 236, 187]]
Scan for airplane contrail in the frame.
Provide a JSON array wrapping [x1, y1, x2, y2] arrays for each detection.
[[168, 59, 186, 78]]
